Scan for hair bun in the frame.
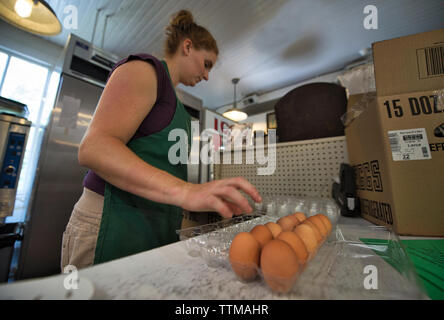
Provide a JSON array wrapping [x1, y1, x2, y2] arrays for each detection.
[[164, 9, 219, 57], [170, 9, 194, 32]]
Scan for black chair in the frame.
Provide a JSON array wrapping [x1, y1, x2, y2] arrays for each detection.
[[274, 82, 347, 142]]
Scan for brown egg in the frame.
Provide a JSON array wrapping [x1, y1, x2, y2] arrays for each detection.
[[294, 224, 318, 257], [264, 222, 283, 238], [316, 214, 333, 235], [292, 212, 307, 223], [303, 219, 323, 244], [287, 214, 300, 228], [277, 216, 297, 232], [277, 231, 309, 267], [229, 232, 261, 281], [250, 225, 273, 248], [260, 240, 300, 293], [307, 216, 328, 239]]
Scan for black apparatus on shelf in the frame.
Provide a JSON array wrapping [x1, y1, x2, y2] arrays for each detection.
[[332, 163, 360, 217]]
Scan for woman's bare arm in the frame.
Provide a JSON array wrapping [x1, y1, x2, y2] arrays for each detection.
[[78, 60, 261, 218]]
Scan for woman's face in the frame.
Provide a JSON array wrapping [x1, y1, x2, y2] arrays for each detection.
[[182, 42, 217, 87]]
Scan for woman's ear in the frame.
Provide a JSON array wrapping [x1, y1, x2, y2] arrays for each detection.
[[182, 38, 192, 56]]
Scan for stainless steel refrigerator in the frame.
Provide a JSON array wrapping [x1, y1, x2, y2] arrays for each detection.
[[16, 34, 120, 279]]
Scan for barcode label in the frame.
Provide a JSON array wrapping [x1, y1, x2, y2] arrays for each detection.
[[388, 133, 400, 152], [388, 128, 431, 161], [424, 46, 444, 76], [403, 134, 423, 141], [417, 46, 444, 79]]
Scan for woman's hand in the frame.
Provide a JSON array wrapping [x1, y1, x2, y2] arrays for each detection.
[[177, 177, 262, 218]]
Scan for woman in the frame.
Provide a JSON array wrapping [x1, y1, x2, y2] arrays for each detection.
[[61, 10, 262, 270]]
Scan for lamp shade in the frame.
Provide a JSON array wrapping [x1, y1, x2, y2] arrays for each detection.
[[223, 108, 248, 122], [0, 0, 62, 36]]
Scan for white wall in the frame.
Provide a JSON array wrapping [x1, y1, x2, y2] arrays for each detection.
[[0, 20, 64, 69], [176, 88, 203, 110], [239, 113, 267, 132]]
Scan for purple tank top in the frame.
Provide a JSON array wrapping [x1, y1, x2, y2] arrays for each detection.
[[83, 54, 176, 195]]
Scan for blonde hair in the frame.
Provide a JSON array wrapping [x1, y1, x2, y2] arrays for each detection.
[[164, 10, 219, 57]]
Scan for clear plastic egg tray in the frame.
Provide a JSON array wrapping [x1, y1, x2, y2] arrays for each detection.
[[176, 196, 427, 299], [176, 197, 340, 268], [251, 196, 340, 223]]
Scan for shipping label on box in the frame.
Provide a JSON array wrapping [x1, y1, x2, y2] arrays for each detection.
[[387, 128, 431, 161], [388, 128, 432, 161]]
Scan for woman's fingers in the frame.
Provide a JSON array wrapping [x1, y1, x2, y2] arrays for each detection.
[[215, 186, 252, 213], [179, 177, 262, 219], [224, 200, 244, 216], [210, 197, 234, 219], [225, 177, 262, 203]]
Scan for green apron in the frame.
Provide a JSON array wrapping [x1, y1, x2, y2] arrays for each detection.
[[94, 61, 191, 264]]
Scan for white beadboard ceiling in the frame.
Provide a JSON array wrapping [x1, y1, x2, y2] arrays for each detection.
[[36, 0, 444, 110]]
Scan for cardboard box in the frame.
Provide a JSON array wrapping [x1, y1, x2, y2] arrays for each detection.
[[345, 28, 444, 236]]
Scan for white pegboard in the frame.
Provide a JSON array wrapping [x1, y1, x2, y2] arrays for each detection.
[[214, 136, 349, 198]]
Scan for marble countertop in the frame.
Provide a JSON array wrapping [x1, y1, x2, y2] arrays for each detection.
[[0, 216, 430, 300]]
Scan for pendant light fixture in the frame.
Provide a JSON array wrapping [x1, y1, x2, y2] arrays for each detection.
[[0, 0, 62, 36], [223, 78, 248, 122]]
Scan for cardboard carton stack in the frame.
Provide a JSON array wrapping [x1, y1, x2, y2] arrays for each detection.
[[344, 28, 444, 236]]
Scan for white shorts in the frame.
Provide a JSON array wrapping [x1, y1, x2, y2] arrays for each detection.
[[61, 188, 104, 272]]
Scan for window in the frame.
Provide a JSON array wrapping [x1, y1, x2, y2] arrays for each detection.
[[0, 52, 7, 83], [0, 50, 60, 223], [1, 56, 49, 123]]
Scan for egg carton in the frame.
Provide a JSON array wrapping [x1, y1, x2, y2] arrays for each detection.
[[180, 211, 339, 287], [177, 197, 341, 267]]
